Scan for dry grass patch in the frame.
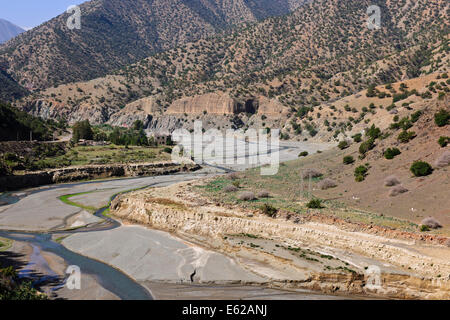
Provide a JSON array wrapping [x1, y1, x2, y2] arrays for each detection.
[[384, 175, 401, 187], [434, 151, 450, 168], [421, 217, 442, 229], [389, 185, 409, 197]]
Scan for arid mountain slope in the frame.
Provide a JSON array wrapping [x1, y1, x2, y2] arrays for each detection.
[[13, 0, 449, 140], [0, 0, 307, 93], [0, 19, 24, 44]]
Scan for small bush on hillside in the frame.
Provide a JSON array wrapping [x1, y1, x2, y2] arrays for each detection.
[[420, 217, 442, 229], [353, 133, 362, 143], [302, 169, 323, 179], [389, 185, 409, 197], [438, 136, 449, 147], [359, 138, 375, 155], [343, 156, 355, 165], [420, 225, 430, 232], [354, 165, 369, 182], [338, 141, 349, 150], [384, 175, 400, 187], [238, 192, 256, 201], [298, 151, 309, 157], [318, 178, 337, 190], [306, 198, 324, 209], [434, 151, 450, 168], [257, 191, 270, 198], [366, 124, 381, 140], [434, 109, 450, 127], [227, 172, 240, 180], [232, 180, 240, 188], [224, 185, 238, 192], [260, 204, 278, 218], [410, 161, 433, 177], [163, 147, 172, 153], [397, 130, 416, 143], [410, 110, 423, 123], [384, 148, 401, 160]]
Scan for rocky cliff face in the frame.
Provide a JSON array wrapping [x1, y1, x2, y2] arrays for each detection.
[[167, 93, 288, 116], [22, 99, 115, 125], [167, 93, 241, 115]]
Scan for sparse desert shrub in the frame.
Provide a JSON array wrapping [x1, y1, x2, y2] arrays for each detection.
[[420, 217, 442, 229], [397, 130, 416, 143], [260, 204, 278, 218], [389, 185, 409, 197], [420, 225, 430, 232], [299, 151, 309, 157], [353, 133, 362, 143], [366, 124, 381, 140], [434, 151, 450, 168], [238, 191, 256, 201], [410, 161, 433, 177], [318, 178, 337, 190], [343, 156, 355, 165], [224, 185, 238, 192], [354, 165, 369, 182], [434, 109, 450, 127], [306, 198, 324, 209], [384, 147, 401, 160], [232, 180, 240, 188], [257, 190, 270, 198], [359, 138, 375, 155], [338, 141, 349, 150], [438, 136, 449, 147], [227, 172, 240, 180], [384, 175, 400, 187], [302, 169, 323, 179]]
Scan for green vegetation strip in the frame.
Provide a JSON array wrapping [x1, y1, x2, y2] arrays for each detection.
[[59, 185, 152, 218], [0, 237, 13, 252], [58, 191, 99, 213]]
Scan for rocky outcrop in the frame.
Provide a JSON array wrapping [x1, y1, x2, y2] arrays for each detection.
[[0, 162, 200, 192], [20, 99, 116, 125], [167, 93, 243, 115], [108, 97, 161, 127], [257, 96, 289, 116], [167, 93, 288, 116]]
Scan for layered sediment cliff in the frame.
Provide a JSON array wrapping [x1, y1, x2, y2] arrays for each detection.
[[110, 181, 450, 299]]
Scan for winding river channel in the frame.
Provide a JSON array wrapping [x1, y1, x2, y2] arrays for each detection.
[[0, 141, 334, 300]]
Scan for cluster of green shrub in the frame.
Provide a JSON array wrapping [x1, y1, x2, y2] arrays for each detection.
[[397, 130, 416, 143], [438, 136, 449, 147], [0, 266, 47, 300], [434, 109, 449, 127], [343, 155, 355, 165], [410, 161, 433, 177], [354, 164, 370, 182], [72, 120, 172, 147], [384, 148, 401, 160], [0, 102, 66, 142]]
